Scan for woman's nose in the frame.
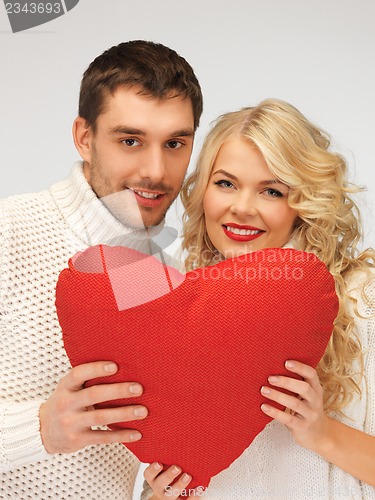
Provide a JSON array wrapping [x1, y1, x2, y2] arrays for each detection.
[[229, 193, 258, 217]]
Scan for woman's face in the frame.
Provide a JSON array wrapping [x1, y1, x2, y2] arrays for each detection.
[[203, 137, 298, 259]]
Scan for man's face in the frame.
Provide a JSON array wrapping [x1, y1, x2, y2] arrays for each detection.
[[80, 86, 195, 227]]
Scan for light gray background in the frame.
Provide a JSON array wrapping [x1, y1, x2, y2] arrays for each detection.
[[0, 0, 374, 247], [0, 0, 374, 496]]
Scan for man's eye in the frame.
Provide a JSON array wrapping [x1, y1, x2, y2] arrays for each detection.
[[166, 140, 182, 149], [122, 138, 140, 147]]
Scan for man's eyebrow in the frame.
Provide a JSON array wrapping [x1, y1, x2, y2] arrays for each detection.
[[110, 126, 145, 135], [171, 129, 195, 137], [109, 126, 194, 137]]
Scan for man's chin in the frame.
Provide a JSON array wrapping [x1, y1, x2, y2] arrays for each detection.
[[111, 207, 167, 229], [138, 209, 166, 229]]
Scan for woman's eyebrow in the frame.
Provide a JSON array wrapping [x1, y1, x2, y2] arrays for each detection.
[[212, 169, 238, 181], [258, 179, 286, 186], [212, 170, 287, 187]]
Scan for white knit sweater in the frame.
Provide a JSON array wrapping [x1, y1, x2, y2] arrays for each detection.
[[195, 271, 375, 499], [0, 163, 157, 499]]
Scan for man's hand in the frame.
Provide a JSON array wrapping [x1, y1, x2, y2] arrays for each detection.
[[39, 361, 147, 454]]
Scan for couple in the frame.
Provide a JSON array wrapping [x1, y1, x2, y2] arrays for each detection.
[[0, 40, 374, 499]]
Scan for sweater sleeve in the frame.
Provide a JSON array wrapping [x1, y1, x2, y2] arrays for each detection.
[[0, 202, 51, 471], [0, 400, 50, 471]]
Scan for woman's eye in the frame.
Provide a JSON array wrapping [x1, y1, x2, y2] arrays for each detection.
[[166, 140, 182, 149], [214, 180, 235, 189], [122, 138, 140, 147], [264, 188, 284, 197]]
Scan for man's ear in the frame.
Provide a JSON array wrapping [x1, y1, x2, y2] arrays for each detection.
[[72, 116, 93, 163]]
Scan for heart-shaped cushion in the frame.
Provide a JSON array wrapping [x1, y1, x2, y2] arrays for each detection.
[[56, 245, 338, 490]]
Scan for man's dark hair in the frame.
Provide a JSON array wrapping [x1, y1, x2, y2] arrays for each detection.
[[79, 40, 203, 131]]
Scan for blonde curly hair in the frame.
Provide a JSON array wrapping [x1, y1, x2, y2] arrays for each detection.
[[181, 98, 374, 414]]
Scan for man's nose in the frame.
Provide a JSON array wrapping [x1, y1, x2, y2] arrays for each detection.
[[138, 146, 166, 183]]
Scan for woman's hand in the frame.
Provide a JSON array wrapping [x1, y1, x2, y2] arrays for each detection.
[[260, 360, 330, 452], [144, 462, 193, 499]]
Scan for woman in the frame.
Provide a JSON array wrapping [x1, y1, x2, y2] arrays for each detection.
[[144, 99, 375, 499]]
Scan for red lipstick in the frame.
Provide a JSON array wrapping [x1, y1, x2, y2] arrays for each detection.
[[222, 223, 265, 242]]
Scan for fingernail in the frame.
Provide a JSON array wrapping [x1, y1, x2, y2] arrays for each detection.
[[182, 473, 191, 484], [153, 462, 162, 471], [261, 404, 271, 412], [261, 386, 270, 394], [285, 360, 295, 369], [134, 407, 148, 417], [129, 384, 142, 394], [130, 431, 142, 441], [172, 466, 181, 475], [104, 363, 117, 373], [268, 376, 279, 384]]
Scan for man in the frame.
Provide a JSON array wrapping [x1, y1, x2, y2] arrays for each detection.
[[0, 40, 202, 499]]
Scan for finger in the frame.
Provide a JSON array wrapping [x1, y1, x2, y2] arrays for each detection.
[[62, 361, 120, 390], [166, 472, 192, 497], [144, 463, 193, 499], [285, 360, 322, 393], [82, 404, 148, 427], [266, 376, 317, 405], [144, 462, 164, 483], [80, 381, 143, 407], [80, 426, 143, 447], [149, 465, 183, 498], [261, 386, 312, 419], [260, 402, 300, 428]]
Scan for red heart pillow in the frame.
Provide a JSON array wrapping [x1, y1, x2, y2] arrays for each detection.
[[56, 245, 338, 490]]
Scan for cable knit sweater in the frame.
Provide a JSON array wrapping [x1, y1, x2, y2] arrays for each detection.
[[194, 270, 375, 499], [0, 163, 156, 499]]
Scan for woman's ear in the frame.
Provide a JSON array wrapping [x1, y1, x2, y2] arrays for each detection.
[[72, 116, 93, 163]]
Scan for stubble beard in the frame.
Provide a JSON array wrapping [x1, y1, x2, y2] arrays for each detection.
[[87, 153, 181, 228]]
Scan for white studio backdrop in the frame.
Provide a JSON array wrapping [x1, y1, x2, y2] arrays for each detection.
[[0, 0, 374, 495]]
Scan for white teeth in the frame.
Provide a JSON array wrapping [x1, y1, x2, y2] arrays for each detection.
[[226, 226, 261, 236], [134, 190, 159, 199]]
